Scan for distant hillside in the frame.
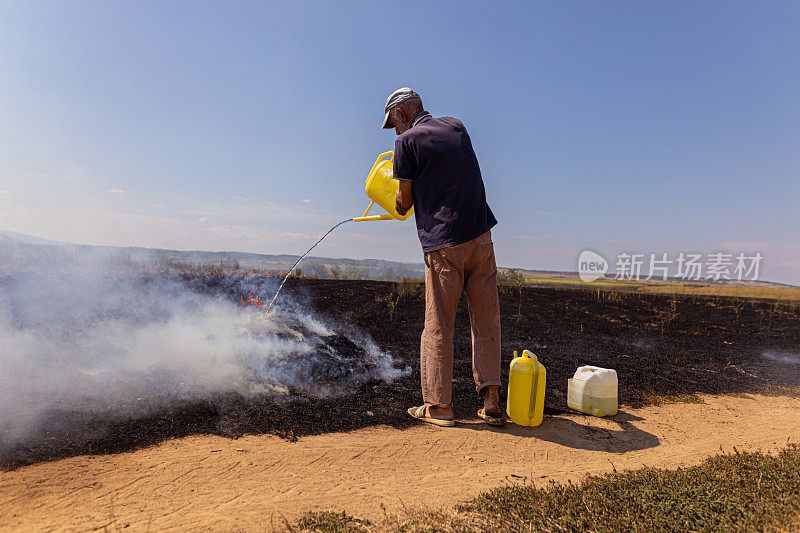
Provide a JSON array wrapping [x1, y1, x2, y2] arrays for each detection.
[[0, 230, 70, 246], [0, 229, 424, 280], [0, 230, 795, 292]]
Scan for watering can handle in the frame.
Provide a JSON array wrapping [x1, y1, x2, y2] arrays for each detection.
[[526, 351, 539, 417], [371, 151, 394, 172]]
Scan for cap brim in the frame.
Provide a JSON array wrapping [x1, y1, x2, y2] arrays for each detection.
[[381, 110, 393, 129]]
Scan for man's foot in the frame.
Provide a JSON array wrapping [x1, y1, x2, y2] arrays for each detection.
[[407, 405, 455, 427], [479, 386, 505, 426]]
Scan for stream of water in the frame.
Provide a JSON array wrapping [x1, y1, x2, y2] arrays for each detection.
[[266, 218, 354, 313]]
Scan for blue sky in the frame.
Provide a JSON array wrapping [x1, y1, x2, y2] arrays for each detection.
[[1, 1, 798, 284]]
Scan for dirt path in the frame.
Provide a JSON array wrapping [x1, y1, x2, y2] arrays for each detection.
[[2, 393, 799, 532]]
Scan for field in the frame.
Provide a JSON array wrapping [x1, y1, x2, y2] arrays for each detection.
[[503, 268, 800, 301], [1, 277, 799, 531], [3, 276, 800, 466]]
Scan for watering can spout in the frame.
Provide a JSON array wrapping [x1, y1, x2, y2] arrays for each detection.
[[353, 151, 414, 222], [354, 200, 395, 222]]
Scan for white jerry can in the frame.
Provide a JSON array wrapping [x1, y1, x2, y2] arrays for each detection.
[[567, 366, 618, 417]]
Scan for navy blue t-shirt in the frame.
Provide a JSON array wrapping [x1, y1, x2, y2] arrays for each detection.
[[393, 112, 497, 253]]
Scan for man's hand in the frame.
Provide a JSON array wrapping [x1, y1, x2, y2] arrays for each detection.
[[395, 195, 408, 216], [395, 180, 414, 216]]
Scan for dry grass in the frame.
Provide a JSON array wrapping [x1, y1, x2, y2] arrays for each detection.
[[396, 277, 423, 299], [375, 278, 423, 321], [643, 283, 800, 301], [514, 272, 800, 302]]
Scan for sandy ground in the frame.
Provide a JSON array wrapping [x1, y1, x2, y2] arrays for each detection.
[[2, 393, 799, 532]]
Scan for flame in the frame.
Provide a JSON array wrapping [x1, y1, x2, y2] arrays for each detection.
[[240, 293, 267, 309]]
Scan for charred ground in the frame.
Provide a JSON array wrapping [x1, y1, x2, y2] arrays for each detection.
[[2, 277, 799, 469]]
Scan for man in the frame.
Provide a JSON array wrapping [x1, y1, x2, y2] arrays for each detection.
[[381, 87, 504, 427]]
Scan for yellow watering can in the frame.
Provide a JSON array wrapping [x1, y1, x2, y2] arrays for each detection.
[[353, 151, 414, 222], [506, 350, 547, 427]]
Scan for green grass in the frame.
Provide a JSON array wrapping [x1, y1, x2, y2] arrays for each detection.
[[294, 445, 800, 532]]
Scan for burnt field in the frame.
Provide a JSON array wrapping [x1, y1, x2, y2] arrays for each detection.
[[2, 276, 799, 469]]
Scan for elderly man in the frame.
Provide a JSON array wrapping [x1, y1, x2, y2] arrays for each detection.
[[382, 87, 504, 427]]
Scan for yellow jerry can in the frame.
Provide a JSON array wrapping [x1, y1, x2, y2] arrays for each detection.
[[353, 151, 415, 222], [506, 350, 546, 427]]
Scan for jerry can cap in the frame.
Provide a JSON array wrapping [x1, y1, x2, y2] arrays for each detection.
[[513, 350, 538, 364]]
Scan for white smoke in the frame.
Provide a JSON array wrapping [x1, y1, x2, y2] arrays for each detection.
[[0, 244, 407, 453], [761, 351, 800, 365]]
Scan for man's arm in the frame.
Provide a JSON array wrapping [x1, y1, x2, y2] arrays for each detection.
[[395, 180, 414, 216]]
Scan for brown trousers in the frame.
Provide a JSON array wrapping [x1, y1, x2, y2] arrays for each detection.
[[421, 230, 502, 407]]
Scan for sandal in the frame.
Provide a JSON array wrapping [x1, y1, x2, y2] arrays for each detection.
[[478, 408, 505, 426], [407, 405, 456, 427]]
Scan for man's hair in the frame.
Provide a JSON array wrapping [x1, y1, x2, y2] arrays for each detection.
[[396, 96, 424, 116]]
